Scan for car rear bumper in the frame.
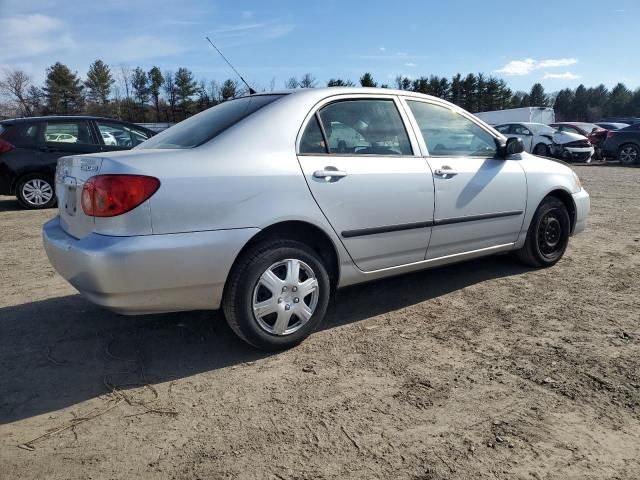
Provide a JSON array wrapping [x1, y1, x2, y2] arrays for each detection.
[[42, 216, 258, 314], [572, 188, 590, 235]]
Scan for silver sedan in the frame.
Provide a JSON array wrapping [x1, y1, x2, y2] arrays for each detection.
[[43, 87, 590, 350]]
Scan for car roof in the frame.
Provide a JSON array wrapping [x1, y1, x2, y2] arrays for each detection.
[[0, 116, 155, 132], [257, 86, 458, 105]]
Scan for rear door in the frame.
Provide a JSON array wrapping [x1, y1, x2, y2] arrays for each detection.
[[403, 98, 527, 259], [296, 95, 434, 271], [41, 120, 101, 166]]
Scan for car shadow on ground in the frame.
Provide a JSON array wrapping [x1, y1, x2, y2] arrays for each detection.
[[0, 197, 22, 212], [0, 255, 529, 425]]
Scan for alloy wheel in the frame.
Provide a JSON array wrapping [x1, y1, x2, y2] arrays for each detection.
[[252, 258, 320, 336], [620, 145, 638, 165], [21, 178, 54, 206]]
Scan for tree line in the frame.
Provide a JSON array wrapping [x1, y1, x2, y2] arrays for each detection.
[[1, 61, 639, 123]]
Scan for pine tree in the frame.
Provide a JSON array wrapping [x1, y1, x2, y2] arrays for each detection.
[[221, 79, 238, 101], [573, 85, 589, 121], [359, 72, 377, 87], [174, 68, 197, 118], [529, 83, 548, 107], [84, 60, 113, 105], [131, 67, 149, 120], [44, 62, 84, 114], [148, 66, 164, 122]]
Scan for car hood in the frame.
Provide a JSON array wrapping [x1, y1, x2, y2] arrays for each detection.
[[553, 131, 589, 145]]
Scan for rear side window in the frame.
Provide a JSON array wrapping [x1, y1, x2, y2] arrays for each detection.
[[0, 123, 40, 147], [137, 95, 284, 150], [299, 116, 327, 154], [45, 121, 96, 144], [310, 99, 412, 155]]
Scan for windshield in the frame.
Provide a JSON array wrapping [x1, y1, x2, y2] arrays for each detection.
[[137, 95, 284, 149], [574, 123, 599, 132]]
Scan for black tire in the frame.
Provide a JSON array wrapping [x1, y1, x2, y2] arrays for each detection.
[[222, 239, 331, 351], [16, 173, 57, 210], [533, 143, 548, 156], [618, 143, 639, 165], [517, 196, 571, 268]]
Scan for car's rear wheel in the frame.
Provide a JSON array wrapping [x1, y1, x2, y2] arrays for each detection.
[[223, 240, 330, 350], [16, 174, 56, 210], [533, 143, 548, 156], [517, 196, 571, 268], [618, 144, 639, 165]]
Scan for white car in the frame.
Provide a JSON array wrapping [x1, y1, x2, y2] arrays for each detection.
[[494, 122, 594, 162], [101, 131, 117, 146], [45, 133, 78, 143]]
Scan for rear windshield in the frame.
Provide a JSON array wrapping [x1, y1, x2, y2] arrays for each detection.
[[137, 95, 284, 150]]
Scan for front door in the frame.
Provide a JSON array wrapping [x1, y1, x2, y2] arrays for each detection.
[[510, 124, 534, 152], [404, 99, 527, 259], [297, 96, 434, 271]]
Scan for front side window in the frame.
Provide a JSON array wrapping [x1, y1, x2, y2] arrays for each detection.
[[512, 125, 532, 135], [138, 94, 284, 150], [310, 99, 412, 156], [96, 121, 149, 147], [495, 125, 511, 134], [45, 122, 95, 145], [407, 101, 497, 157]]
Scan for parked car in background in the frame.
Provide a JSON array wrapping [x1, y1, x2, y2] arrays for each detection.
[[549, 122, 608, 159], [595, 122, 629, 131], [0, 116, 155, 209], [494, 122, 594, 162], [475, 106, 555, 125], [599, 117, 640, 125], [601, 123, 640, 165], [43, 88, 590, 350]]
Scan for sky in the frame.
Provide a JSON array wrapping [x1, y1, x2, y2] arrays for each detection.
[[0, 0, 638, 94]]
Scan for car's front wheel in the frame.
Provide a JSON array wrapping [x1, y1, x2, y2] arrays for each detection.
[[533, 143, 549, 156], [223, 240, 331, 350], [517, 196, 571, 268], [618, 144, 639, 165], [16, 173, 57, 210]]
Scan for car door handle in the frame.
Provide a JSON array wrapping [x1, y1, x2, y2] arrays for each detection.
[[434, 167, 459, 177], [313, 168, 347, 180]]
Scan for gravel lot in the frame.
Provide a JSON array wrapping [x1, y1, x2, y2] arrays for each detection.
[[1, 165, 639, 479]]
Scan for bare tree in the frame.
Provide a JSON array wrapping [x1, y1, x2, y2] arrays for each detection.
[[0, 69, 33, 116], [285, 77, 299, 89], [299, 73, 317, 89]]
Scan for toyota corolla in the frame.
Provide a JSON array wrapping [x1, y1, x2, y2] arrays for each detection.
[[43, 88, 590, 350]]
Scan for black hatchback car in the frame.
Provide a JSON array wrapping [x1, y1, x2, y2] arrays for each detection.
[[601, 123, 640, 165], [0, 116, 155, 209]]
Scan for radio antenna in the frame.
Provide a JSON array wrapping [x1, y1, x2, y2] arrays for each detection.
[[205, 36, 257, 95]]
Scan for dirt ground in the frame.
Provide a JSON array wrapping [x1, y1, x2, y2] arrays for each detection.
[[1, 165, 639, 480]]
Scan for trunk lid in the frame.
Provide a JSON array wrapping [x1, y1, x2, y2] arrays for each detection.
[[56, 155, 103, 239]]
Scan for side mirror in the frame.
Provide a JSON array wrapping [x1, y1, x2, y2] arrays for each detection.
[[506, 137, 525, 155], [495, 136, 524, 157]]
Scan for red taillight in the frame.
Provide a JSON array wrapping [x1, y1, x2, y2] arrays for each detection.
[[0, 138, 14, 154], [81, 175, 160, 217]]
